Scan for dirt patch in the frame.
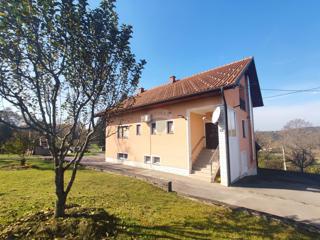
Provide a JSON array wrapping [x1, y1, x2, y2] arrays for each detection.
[[0, 206, 119, 240]]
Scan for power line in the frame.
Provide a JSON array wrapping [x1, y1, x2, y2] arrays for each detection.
[[263, 86, 320, 99], [262, 87, 320, 92]]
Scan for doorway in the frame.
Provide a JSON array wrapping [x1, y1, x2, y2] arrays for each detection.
[[205, 123, 219, 149]]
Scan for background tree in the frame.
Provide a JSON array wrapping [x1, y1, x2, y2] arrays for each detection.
[[286, 147, 315, 173], [0, 108, 22, 153], [0, 0, 145, 217], [4, 131, 32, 166], [281, 119, 316, 173], [0, 123, 13, 153]]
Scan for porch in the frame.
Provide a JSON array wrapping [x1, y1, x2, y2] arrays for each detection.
[[187, 105, 222, 183]]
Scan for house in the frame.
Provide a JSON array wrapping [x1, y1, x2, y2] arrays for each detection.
[[33, 137, 50, 156], [105, 57, 263, 186]]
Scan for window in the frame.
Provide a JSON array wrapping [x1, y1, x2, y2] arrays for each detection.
[[117, 126, 129, 139], [144, 155, 151, 164], [152, 156, 160, 164], [151, 122, 156, 135], [239, 84, 246, 111], [117, 153, 128, 160], [167, 121, 174, 134], [228, 109, 236, 137], [242, 120, 247, 138], [136, 124, 141, 135]]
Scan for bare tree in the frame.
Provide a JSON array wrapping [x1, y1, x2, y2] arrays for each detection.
[[286, 147, 315, 173], [281, 119, 316, 173], [0, 0, 145, 217]]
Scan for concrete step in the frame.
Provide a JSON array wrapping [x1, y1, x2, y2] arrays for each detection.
[[191, 147, 219, 183], [192, 164, 219, 174], [192, 164, 211, 169], [192, 168, 211, 175]]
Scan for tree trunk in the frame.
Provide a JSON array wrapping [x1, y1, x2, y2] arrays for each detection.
[[300, 166, 304, 173], [20, 156, 26, 166], [55, 192, 66, 217], [55, 167, 66, 218]]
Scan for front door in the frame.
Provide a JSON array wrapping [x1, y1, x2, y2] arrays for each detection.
[[205, 123, 219, 149]]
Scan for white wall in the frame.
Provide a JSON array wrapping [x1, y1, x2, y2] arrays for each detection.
[[219, 107, 247, 185], [218, 107, 228, 186], [228, 108, 241, 183]]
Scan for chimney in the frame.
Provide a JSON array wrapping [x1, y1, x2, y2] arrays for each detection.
[[169, 76, 177, 83], [137, 87, 145, 94]]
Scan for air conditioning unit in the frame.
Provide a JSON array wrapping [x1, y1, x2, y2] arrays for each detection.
[[141, 114, 151, 123]]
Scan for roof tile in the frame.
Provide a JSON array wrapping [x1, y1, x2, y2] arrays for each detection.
[[129, 57, 253, 109]]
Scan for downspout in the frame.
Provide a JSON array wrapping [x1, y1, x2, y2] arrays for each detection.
[[221, 87, 231, 186]]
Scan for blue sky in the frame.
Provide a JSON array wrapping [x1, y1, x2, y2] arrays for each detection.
[[88, 0, 320, 131], [5, 0, 317, 131]]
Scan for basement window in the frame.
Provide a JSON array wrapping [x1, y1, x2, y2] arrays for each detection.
[[117, 153, 128, 160], [144, 155, 151, 164], [152, 156, 160, 165]]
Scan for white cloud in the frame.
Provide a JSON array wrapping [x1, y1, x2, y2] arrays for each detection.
[[253, 101, 320, 131]]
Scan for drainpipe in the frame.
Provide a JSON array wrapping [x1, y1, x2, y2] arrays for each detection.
[[221, 87, 231, 186]]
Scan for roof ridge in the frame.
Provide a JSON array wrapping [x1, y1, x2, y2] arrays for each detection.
[[180, 56, 253, 81], [139, 56, 253, 94]]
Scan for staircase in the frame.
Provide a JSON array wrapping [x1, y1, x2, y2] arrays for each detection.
[[191, 148, 219, 182]]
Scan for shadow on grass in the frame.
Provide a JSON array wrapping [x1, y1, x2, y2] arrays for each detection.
[[117, 210, 317, 239], [1, 206, 317, 240], [0, 206, 119, 239]]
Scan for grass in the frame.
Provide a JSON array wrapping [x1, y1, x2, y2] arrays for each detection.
[[0, 155, 318, 239], [67, 144, 104, 157], [258, 151, 320, 174]]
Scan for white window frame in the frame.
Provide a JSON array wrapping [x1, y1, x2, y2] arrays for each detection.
[[227, 109, 237, 137], [242, 119, 248, 138], [152, 155, 161, 165], [117, 125, 129, 139], [144, 155, 151, 164], [117, 152, 128, 160], [136, 123, 141, 136], [150, 122, 157, 135], [144, 155, 161, 165], [166, 120, 174, 134]]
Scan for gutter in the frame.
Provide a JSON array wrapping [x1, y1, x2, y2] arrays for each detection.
[[221, 87, 232, 186]]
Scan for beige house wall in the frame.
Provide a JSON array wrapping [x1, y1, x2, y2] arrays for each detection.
[[190, 112, 205, 163], [106, 95, 221, 173], [105, 75, 257, 178]]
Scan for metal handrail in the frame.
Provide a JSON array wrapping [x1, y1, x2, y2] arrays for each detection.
[[191, 136, 205, 155]]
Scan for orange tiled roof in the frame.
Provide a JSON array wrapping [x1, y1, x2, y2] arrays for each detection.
[[130, 57, 253, 109]]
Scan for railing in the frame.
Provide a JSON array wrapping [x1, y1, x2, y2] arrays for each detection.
[[191, 136, 205, 160], [210, 145, 219, 183]]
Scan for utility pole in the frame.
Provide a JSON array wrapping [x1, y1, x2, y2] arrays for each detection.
[[282, 145, 287, 171]]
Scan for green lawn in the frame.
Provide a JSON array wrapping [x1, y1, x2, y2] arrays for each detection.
[[0, 155, 318, 239]]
